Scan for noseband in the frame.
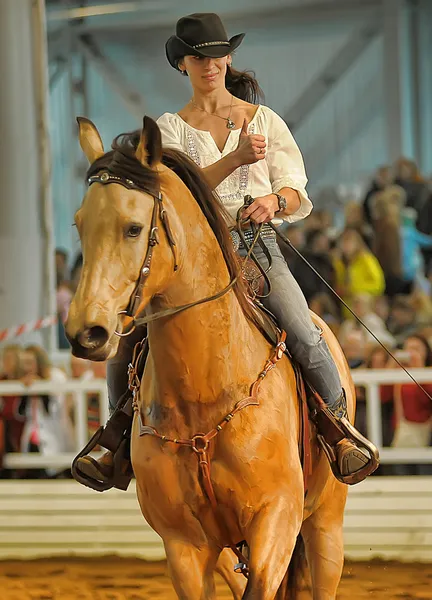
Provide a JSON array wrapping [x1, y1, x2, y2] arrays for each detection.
[[87, 171, 237, 336]]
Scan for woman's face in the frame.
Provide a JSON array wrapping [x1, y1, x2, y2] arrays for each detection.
[[2, 350, 18, 377], [181, 55, 230, 92], [369, 349, 388, 369], [21, 351, 38, 376], [340, 231, 360, 259], [351, 295, 371, 318], [403, 337, 428, 366]]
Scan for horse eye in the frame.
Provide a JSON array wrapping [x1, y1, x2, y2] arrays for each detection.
[[126, 224, 142, 238]]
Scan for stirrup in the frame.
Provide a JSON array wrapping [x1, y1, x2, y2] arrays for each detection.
[[234, 541, 250, 577], [72, 427, 114, 492], [72, 426, 133, 492], [317, 414, 379, 485]]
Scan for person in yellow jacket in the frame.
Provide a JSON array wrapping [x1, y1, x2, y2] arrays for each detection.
[[334, 228, 385, 313]]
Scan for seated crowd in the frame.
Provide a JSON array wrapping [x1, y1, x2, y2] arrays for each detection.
[[1, 157, 431, 478], [0, 344, 105, 479]]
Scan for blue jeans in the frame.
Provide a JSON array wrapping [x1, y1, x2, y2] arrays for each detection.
[[239, 235, 342, 404]]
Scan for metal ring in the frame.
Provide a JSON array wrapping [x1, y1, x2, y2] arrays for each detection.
[[114, 310, 137, 338], [191, 434, 209, 454]]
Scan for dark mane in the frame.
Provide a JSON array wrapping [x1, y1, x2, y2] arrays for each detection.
[[86, 131, 259, 326]]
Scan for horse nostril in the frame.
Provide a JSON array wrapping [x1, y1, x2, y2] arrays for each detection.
[[77, 326, 109, 350]]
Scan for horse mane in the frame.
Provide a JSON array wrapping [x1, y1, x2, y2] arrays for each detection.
[[86, 130, 259, 327]]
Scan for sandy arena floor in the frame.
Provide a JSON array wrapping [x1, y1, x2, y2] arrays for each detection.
[[0, 557, 431, 599]]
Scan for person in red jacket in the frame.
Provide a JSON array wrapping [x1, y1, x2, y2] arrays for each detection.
[[390, 334, 432, 475], [0, 345, 25, 477]]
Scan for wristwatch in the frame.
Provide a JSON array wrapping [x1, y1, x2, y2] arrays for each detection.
[[275, 193, 287, 213]]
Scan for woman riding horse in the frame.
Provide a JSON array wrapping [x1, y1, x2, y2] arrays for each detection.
[[75, 12, 373, 487]]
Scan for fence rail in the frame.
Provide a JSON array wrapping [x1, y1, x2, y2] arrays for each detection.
[[1, 368, 431, 468]]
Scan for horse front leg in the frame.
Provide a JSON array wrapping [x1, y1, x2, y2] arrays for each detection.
[[215, 548, 247, 600], [243, 490, 303, 600], [301, 483, 347, 600], [164, 538, 220, 600]]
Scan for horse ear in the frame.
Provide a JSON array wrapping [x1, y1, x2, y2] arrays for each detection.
[[135, 116, 162, 167], [77, 117, 104, 164]]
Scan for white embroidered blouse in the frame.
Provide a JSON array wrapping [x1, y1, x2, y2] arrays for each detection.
[[156, 104, 312, 224]]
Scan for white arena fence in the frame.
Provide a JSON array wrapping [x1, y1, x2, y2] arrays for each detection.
[[1, 367, 431, 470]]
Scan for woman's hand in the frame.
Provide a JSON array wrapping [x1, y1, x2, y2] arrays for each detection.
[[242, 194, 279, 224], [233, 119, 267, 165], [21, 374, 40, 387], [408, 349, 424, 368]]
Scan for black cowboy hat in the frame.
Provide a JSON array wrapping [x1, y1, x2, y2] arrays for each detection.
[[165, 13, 245, 70]]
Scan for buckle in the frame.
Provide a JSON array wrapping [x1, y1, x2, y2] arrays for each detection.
[[276, 341, 286, 359]]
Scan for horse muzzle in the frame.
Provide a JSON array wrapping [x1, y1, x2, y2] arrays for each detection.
[[66, 324, 113, 360]]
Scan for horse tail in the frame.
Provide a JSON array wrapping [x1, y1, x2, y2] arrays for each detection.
[[276, 534, 311, 599]]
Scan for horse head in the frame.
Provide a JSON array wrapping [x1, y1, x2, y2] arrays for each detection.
[[65, 116, 180, 360]]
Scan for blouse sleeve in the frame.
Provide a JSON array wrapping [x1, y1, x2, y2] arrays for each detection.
[[156, 113, 185, 152], [265, 109, 313, 223]]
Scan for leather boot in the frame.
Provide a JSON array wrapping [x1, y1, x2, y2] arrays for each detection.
[[328, 391, 370, 478], [75, 449, 114, 483]]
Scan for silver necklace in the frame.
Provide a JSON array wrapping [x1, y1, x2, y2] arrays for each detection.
[[190, 95, 236, 129]]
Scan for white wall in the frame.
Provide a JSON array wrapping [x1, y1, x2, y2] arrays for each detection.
[[1, 478, 432, 561]]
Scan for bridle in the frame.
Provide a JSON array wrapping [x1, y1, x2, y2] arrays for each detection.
[[87, 170, 238, 337]]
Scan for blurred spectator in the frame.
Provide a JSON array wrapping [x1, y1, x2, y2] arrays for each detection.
[[56, 250, 83, 350], [370, 185, 405, 296], [277, 224, 304, 270], [410, 288, 432, 329], [19, 345, 74, 478], [394, 157, 429, 216], [56, 278, 73, 350], [390, 334, 432, 475], [374, 295, 390, 323], [353, 344, 393, 443], [387, 296, 418, 345], [0, 345, 25, 477], [309, 293, 340, 335], [291, 229, 336, 302], [70, 252, 83, 293], [338, 293, 395, 348], [400, 207, 432, 290], [417, 186, 432, 274], [343, 201, 373, 248], [55, 248, 69, 288], [71, 356, 105, 439], [333, 228, 385, 312], [302, 209, 331, 235], [362, 165, 394, 224], [338, 327, 367, 369], [366, 345, 396, 452]]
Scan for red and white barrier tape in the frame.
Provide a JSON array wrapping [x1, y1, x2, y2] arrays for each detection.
[[0, 315, 58, 343]]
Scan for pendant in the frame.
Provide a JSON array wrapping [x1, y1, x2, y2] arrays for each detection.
[[226, 118, 235, 129]]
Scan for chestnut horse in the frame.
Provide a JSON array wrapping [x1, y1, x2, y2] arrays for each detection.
[[66, 116, 352, 600]]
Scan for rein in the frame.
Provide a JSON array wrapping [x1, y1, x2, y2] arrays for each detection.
[[269, 222, 432, 403]]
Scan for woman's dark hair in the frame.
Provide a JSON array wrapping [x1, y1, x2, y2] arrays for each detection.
[[404, 333, 432, 367], [225, 65, 264, 104]]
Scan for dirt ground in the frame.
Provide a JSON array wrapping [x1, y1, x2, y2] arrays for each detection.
[[0, 557, 431, 599]]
